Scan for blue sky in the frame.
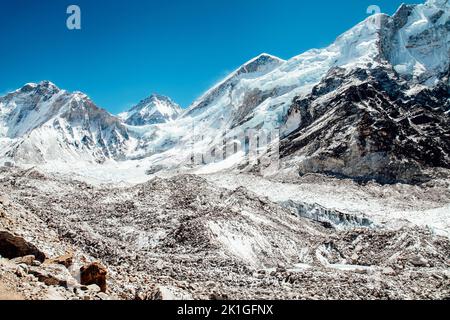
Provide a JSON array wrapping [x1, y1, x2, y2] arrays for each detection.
[[0, 0, 418, 113]]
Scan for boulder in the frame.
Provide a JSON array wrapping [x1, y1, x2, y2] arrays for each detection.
[[28, 264, 77, 288], [15, 264, 29, 277], [45, 252, 73, 268], [12, 255, 35, 266], [410, 255, 428, 267], [0, 231, 46, 262], [80, 262, 107, 293]]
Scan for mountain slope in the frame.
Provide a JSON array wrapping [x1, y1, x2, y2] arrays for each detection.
[[280, 65, 449, 183]]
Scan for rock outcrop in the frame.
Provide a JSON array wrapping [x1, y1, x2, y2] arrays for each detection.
[[0, 231, 46, 262], [80, 262, 107, 293]]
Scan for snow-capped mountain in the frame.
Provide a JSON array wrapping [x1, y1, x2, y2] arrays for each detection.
[[278, 0, 450, 183], [181, 0, 449, 134], [0, 0, 448, 183], [0, 81, 132, 164], [135, 0, 449, 181], [119, 94, 181, 126]]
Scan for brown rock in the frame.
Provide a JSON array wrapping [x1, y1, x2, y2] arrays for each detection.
[[0, 231, 46, 262], [80, 262, 107, 293], [28, 264, 73, 287], [12, 255, 35, 266], [45, 252, 73, 268]]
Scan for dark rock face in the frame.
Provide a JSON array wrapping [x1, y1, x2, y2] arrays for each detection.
[[0, 230, 46, 262], [80, 262, 107, 293], [281, 66, 450, 184]]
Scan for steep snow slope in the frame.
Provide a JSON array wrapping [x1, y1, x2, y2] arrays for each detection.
[[0, 82, 62, 138], [119, 94, 181, 126], [382, 0, 450, 84]]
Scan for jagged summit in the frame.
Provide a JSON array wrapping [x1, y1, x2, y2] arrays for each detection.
[[184, 53, 285, 118], [119, 93, 182, 126], [0, 81, 130, 164], [22, 80, 58, 88], [129, 94, 178, 112], [15, 80, 60, 96], [236, 53, 286, 75]]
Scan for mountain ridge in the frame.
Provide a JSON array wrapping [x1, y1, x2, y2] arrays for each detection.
[[0, 0, 448, 183]]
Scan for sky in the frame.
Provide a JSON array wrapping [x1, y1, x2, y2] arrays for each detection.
[[0, 0, 419, 113]]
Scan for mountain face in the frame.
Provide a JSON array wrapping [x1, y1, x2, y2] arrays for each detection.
[[0, 0, 448, 183], [137, 0, 449, 182], [0, 81, 131, 164], [280, 66, 449, 184], [278, 0, 450, 183], [119, 94, 181, 126]]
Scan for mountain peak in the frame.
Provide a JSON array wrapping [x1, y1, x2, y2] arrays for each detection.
[[237, 53, 285, 75], [18, 81, 60, 95], [120, 93, 182, 126], [247, 53, 284, 64], [133, 93, 176, 109]]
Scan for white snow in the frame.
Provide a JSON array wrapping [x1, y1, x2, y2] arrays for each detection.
[[208, 221, 261, 266], [390, 0, 450, 82]]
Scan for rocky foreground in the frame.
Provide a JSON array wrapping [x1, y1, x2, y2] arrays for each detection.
[[0, 166, 449, 300]]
